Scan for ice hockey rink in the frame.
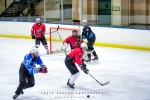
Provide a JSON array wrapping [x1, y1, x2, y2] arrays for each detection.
[[0, 37, 150, 100]]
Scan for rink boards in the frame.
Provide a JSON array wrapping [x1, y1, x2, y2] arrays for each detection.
[[0, 21, 150, 51]]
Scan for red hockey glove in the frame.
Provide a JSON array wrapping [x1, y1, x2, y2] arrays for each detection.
[[37, 66, 48, 73]]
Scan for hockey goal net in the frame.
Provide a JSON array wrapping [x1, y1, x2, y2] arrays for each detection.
[[49, 27, 79, 54]]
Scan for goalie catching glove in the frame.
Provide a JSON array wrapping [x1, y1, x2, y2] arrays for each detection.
[[37, 66, 48, 73], [80, 64, 89, 74]]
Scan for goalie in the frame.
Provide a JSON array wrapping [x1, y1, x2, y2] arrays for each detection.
[[61, 30, 83, 51], [12, 47, 48, 99]]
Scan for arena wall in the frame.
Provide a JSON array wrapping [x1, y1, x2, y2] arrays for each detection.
[[0, 21, 150, 51]]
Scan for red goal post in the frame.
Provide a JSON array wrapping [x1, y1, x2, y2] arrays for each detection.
[[49, 27, 79, 54]]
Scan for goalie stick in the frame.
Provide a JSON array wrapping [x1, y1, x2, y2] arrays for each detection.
[[44, 26, 60, 35], [53, 27, 67, 55], [88, 72, 110, 86]]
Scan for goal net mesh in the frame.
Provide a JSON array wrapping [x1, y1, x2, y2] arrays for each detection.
[[49, 27, 78, 54]]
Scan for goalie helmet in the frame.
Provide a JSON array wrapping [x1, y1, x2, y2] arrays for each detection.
[[80, 43, 88, 49], [30, 47, 39, 56], [72, 30, 78, 37]]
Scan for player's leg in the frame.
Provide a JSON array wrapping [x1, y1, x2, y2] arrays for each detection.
[[87, 36, 98, 61], [24, 74, 35, 89], [41, 36, 49, 54], [86, 41, 92, 62], [90, 36, 98, 60], [65, 56, 80, 89], [35, 38, 40, 48], [13, 64, 28, 99]]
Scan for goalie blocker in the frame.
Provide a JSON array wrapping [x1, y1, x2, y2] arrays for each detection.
[[12, 47, 48, 99]]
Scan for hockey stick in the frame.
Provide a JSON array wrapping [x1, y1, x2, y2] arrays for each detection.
[[88, 73, 110, 86], [54, 28, 67, 56], [44, 26, 60, 35]]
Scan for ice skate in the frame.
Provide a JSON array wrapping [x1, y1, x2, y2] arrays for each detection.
[[67, 80, 74, 89], [12, 94, 19, 99], [92, 56, 98, 61]]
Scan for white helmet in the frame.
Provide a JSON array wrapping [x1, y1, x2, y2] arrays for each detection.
[[81, 43, 88, 49], [36, 18, 41, 22], [30, 47, 39, 54], [82, 20, 87, 23]]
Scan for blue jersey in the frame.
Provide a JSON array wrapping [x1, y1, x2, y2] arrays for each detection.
[[82, 26, 95, 40], [22, 53, 44, 75]]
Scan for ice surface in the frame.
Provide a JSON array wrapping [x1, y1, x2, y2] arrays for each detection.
[[0, 37, 150, 100]]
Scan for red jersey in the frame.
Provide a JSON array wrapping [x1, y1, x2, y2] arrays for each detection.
[[68, 48, 84, 65], [63, 35, 83, 49], [31, 23, 46, 38]]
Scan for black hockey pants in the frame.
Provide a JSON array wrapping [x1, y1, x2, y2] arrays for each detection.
[[15, 63, 35, 95]]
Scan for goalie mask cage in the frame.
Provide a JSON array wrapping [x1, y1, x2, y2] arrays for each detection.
[[49, 27, 79, 54]]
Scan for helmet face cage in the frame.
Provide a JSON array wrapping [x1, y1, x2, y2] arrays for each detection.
[[30, 47, 39, 57], [72, 30, 78, 36], [36, 18, 41, 24], [82, 20, 87, 26]]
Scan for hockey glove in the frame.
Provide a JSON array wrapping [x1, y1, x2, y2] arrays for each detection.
[[80, 64, 89, 74], [76, 35, 82, 44], [31, 34, 35, 39], [61, 43, 68, 51], [37, 66, 48, 73]]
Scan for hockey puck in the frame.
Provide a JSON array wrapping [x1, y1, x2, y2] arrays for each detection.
[[87, 95, 90, 98]]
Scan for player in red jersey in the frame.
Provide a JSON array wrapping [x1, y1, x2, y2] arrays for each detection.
[[61, 30, 83, 51], [65, 43, 89, 89], [31, 18, 49, 54]]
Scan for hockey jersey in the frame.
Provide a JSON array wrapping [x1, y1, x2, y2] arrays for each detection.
[[82, 25, 95, 40], [63, 35, 83, 49], [68, 48, 84, 65], [22, 53, 44, 75], [31, 23, 46, 38]]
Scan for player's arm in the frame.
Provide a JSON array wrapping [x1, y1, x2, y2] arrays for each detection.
[[87, 27, 94, 39], [31, 25, 35, 39], [23, 54, 38, 74], [61, 36, 70, 50], [36, 56, 48, 73], [42, 24, 46, 34], [81, 29, 86, 40], [74, 51, 89, 74]]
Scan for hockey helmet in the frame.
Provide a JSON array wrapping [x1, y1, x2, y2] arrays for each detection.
[[82, 20, 87, 23], [72, 30, 78, 36], [30, 47, 39, 56], [80, 43, 88, 49], [36, 18, 41, 23]]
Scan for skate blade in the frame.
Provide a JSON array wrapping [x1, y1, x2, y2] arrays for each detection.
[[66, 85, 74, 90], [92, 60, 99, 62]]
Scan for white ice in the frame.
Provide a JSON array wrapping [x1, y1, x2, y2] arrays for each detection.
[[0, 37, 150, 100]]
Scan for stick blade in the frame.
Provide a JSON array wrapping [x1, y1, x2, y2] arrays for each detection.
[[102, 81, 110, 86]]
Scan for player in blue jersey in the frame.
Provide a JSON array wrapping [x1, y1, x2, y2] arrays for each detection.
[[81, 20, 98, 62], [12, 47, 48, 99]]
